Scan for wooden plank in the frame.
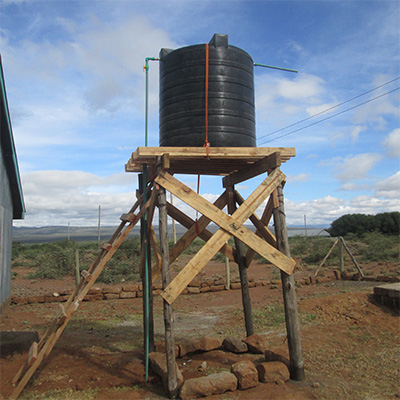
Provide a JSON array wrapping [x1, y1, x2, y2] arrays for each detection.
[[11, 199, 151, 399], [341, 237, 364, 277], [167, 192, 229, 263], [158, 169, 295, 304], [245, 195, 275, 266], [314, 239, 339, 277], [100, 243, 112, 251], [156, 170, 294, 274], [166, 196, 235, 262], [28, 342, 38, 367], [80, 270, 92, 282], [223, 152, 281, 187], [235, 191, 276, 248], [134, 146, 296, 160]]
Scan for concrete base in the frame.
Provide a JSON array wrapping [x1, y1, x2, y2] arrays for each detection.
[[374, 283, 400, 311], [0, 331, 39, 357]]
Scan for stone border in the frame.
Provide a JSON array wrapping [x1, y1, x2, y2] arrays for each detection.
[[11, 272, 399, 305]]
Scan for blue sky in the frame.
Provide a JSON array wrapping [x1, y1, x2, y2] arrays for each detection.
[[1, 0, 399, 227]]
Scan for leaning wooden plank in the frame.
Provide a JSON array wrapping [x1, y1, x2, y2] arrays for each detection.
[[245, 195, 275, 266], [314, 239, 339, 277], [11, 200, 151, 399], [222, 152, 281, 188], [166, 195, 235, 262], [27, 342, 38, 367], [167, 194, 226, 264], [235, 190, 276, 248], [156, 170, 294, 273], [341, 237, 364, 277], [159, 170, 294, 304]]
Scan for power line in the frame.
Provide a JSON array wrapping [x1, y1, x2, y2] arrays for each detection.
[[257, 76, 400, 142], [258, 86, 400, 145]]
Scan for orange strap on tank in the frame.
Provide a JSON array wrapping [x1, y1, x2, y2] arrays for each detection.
[[204, 43, 210, 159]]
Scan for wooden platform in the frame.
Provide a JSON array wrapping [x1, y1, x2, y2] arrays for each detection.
[[125, 147, 296, 175]]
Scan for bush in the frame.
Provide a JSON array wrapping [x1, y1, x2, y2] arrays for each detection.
[[328, 212, 400, 237]]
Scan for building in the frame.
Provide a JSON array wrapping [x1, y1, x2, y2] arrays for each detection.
[[0, 56, 25, 313]]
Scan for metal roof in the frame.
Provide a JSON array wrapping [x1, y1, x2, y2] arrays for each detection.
[[1, 55, 25, 219]]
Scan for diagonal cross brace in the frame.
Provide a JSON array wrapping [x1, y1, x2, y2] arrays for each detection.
[[155, 169, 296, 304]]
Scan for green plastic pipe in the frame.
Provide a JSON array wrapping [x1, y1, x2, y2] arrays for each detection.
[[143, 56, 159, 383], [254, 62, 298, 73]]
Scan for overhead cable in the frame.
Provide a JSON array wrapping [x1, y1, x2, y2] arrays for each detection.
[[258, 86, 400, 145], [257, 76, 400, 142]]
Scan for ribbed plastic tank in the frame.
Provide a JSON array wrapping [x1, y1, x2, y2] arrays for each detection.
[[159, 34, 256, 147]]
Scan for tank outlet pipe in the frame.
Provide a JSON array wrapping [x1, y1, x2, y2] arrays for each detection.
[[143, 56, 159, 384], [254, 62, 298, 73]]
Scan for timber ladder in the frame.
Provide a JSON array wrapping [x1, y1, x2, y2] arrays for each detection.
[[11, 146, 305, 399]]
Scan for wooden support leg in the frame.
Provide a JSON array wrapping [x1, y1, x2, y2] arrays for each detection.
[[272, 183, 305, 381], [227, 187, 254, 337], [158, 182, 179, 398]]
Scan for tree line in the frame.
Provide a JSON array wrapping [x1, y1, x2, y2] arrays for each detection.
[[327, 212, 399, 237]]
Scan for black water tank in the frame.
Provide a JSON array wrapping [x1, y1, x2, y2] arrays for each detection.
[[159, 34, 256, 147]]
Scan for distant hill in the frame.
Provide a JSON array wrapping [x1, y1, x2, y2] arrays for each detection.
[[13, 224, 329, 243]]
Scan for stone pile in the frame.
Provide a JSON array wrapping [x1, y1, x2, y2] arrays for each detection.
[[150, 334, 292, 399]]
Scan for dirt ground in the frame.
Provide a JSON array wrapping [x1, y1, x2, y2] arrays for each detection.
[[1, 260, 399, 400]]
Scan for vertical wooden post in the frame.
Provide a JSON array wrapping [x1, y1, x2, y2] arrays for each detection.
[[227, 186, 254, 337], [158, 178, 179, 398], [75, 249, 80, 287], [339, 236, 344, 273], [225, 252, 230, 290], [272, 183, 305, 381]]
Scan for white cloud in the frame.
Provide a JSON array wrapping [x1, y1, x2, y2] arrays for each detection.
[[288, 173, 309, 183], [335, 153, 382, 182], [374, 171, 400, 199], [339, 182, 371, 192], [350, 125, 366, 143], [382, 128, 400, 158]]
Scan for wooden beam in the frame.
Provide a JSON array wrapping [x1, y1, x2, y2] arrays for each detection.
[[133, 146, 295, 160], [158, 169, 295, 304], [223, 152, 281, 187], [166, 197, 235, 262], [158, 170, 179, 398], [244, 195, 276, 266], [235, 190, 276, 247], [272, 183, 305, 381], [166, 192, 229, 263], [314, 238, 339, 277], [156, 170, 294, 275]]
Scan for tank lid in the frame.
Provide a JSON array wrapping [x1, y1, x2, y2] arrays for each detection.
[[209, 34, 228, 48]]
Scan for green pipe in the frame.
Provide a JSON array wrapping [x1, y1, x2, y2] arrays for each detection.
[[254, 62, 298, 73], [143, 56, 159, 383]]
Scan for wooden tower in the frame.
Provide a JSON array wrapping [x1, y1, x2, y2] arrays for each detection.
[[10, 146, 304, 399]]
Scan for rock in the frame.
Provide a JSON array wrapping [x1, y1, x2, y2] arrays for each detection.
[[231, 360, 258, 390], [200, 286, 211, 293], [210, 285, 225, 292], [189, 278, 202, 287], [243, 334, 269, 354], [223, 336, 248, 353], [155, 342, 180, 357], [312, 382, 320, 388], [148, 352, 183, 392], [198, 361, 207, 372], [264, 346, 290, 368], [119, 291, 136, 299], [103, 286, 121, 294], [230, 282, 241, 290], [257, 361, 290, 383], [83, 293, 103, 301], [187, 287, 200, 294], [180, 372, 237, 399], [122, 284, 139, 292], [88, 287, 103, 294], [104, 293, 120, 300], [179, 337, 222, 356]]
